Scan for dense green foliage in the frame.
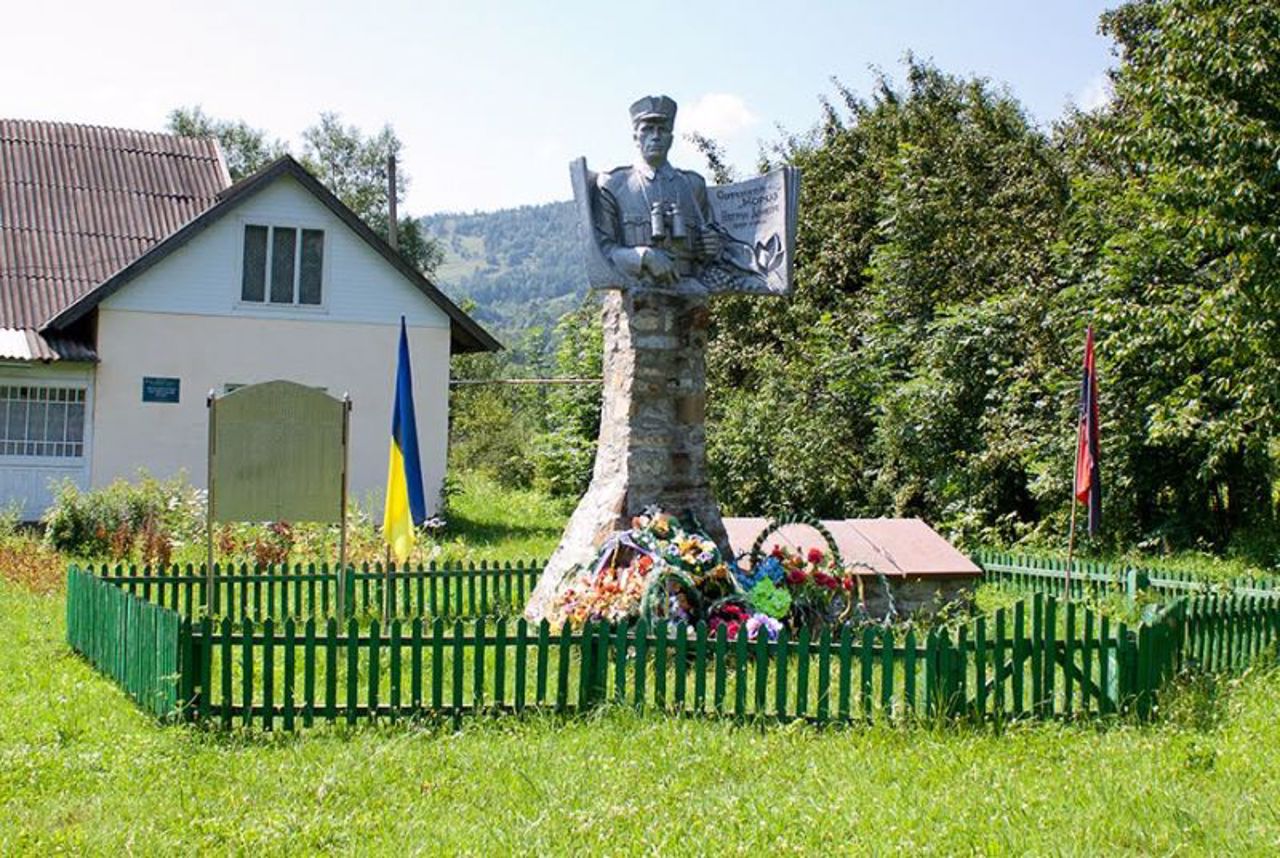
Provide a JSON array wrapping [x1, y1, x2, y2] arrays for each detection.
[[448, 296, 602, 497], [1070, 0, 1280, 551], [706, 61, 1073, 544], [42, 474, 201, 564], [167, 108, 442, 276]]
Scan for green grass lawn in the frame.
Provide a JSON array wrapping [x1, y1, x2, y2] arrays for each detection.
[[431, 472, 569, 564], [5, 580, 1280, 855]]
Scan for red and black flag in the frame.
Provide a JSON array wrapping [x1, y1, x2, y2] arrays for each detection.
[[1073, 327, 1101, 536]]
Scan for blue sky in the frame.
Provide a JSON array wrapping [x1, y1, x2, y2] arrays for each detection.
[[4, 1, 1116, 214]]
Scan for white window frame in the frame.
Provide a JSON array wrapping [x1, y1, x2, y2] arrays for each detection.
[[236, 219, 330, 313], [0, 382, 91, 462]]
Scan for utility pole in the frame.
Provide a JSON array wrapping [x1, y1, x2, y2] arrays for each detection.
[[387, 153, 398, 251]]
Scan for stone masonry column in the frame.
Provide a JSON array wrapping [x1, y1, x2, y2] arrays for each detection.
[[524, 288, 730, 621]]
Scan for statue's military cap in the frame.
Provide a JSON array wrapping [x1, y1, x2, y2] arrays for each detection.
[[629, 95, 677, 126]]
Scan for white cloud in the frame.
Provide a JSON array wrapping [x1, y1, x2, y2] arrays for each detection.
[[679, 93, 758, 141], [1075, 73, 1113, 112]]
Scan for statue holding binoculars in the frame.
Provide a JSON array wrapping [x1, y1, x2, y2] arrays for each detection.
[[526, 94, 799, 621], [591, 95, 724, 294]]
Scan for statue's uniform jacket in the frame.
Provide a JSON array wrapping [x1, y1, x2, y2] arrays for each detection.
[[593, 161, 713, 277]]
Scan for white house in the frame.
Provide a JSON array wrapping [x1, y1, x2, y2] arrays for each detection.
[[0, 119, 500, 519]]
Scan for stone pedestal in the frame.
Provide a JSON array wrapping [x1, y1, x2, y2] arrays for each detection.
[[524, 288, 731, 621]]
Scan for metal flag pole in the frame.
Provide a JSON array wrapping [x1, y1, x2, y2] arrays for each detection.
[[1066, 392, 1083, 602], [1066, 481, 1079, 601], [206, 390, 217, 615], [338, 394, 351, 623]]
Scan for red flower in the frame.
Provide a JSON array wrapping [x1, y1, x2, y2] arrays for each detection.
[[842, 576, 854, 591], [786, 568, 807, 586], [726, 621, 740, 640], [807, 548, 824, 564], [814, 571, 838, 590], [771, 546, 784, 559]]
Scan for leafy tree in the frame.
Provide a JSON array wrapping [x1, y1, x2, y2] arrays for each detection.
[[705, 3, 1280, 556], [1064, 0, 1280, 548], [531, 294, 603, 497], [860, 64, 1069, 539], [167, 108, 442, 275], [706, 60, 1070, 543], [167, 106, 286, 181], [448, 315, 552, 489], [300, 113, 443, 276]]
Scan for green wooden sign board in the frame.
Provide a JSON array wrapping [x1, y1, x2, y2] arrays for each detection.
[[209, 381, 347, 523], [206, 380, 351, 615]]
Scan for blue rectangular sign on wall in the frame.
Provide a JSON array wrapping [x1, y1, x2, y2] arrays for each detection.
[[142, 376, 180, 403]]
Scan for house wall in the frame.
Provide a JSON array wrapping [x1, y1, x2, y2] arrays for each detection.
[[92, 311, 449, 513], [0, 361, 95, 520], [91, 174, 454, 514]]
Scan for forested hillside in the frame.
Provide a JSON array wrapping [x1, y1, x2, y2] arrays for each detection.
[[421, 202, 588, 340]]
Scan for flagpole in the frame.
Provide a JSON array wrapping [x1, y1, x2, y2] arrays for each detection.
[[384, 544, 392, 624], [1066, 479, 1078, 601], [1066, 357, 1084, 601]]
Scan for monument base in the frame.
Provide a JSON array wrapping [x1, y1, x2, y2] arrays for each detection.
[[524, 287, 731, 621]]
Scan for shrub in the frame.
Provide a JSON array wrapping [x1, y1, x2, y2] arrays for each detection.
[[42, 472, 202, 562], [531, 427, 595, 498], [39, 473, 456, 568]]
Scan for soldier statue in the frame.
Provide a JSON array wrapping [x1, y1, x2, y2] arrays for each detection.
[[592, 96, 723, 292], [526, 94, 787, 621]]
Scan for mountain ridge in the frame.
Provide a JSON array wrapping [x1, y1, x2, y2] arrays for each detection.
[[421, 200, 588, 348]]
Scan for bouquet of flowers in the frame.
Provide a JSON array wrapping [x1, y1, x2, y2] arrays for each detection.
[[549, 508, 867, 638], [749, 545, 861, 631]]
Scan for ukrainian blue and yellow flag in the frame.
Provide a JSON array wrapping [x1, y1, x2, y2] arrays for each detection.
[[383, 317, 426, 562]]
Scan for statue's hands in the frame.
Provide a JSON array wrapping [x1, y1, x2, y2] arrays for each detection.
[[697, 230, 723, 260], [640, 247, 679, 284]]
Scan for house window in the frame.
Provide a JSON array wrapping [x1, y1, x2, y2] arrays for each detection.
[[241, 225, 324, 305], [0, 386, 86, 458]]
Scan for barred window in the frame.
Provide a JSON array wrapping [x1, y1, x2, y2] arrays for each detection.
[[0, 386, 86, 458]]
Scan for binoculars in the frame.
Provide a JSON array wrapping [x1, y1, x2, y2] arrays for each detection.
[[649, 201, 692, 244]]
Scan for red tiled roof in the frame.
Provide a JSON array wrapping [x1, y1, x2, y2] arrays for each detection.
[[0, 119, 228, 358]]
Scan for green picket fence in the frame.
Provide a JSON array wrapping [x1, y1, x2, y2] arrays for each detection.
[[975, 550, 1280, 600], [172, 590, 1199, 730], [66, 567, 181, 718], [66, 561, 1280, 729], [88, 560, 546, 622], [1182, 593, 1280, 674]]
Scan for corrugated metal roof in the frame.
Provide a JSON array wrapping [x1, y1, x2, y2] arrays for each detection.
[[0, 327, 98, 362], [723, 517, 982, 578], [0, 118, 227, 359]]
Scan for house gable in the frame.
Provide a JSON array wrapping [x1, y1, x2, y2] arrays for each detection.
[[45, 157, 500, 353], [98, 174, 452, 329]]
